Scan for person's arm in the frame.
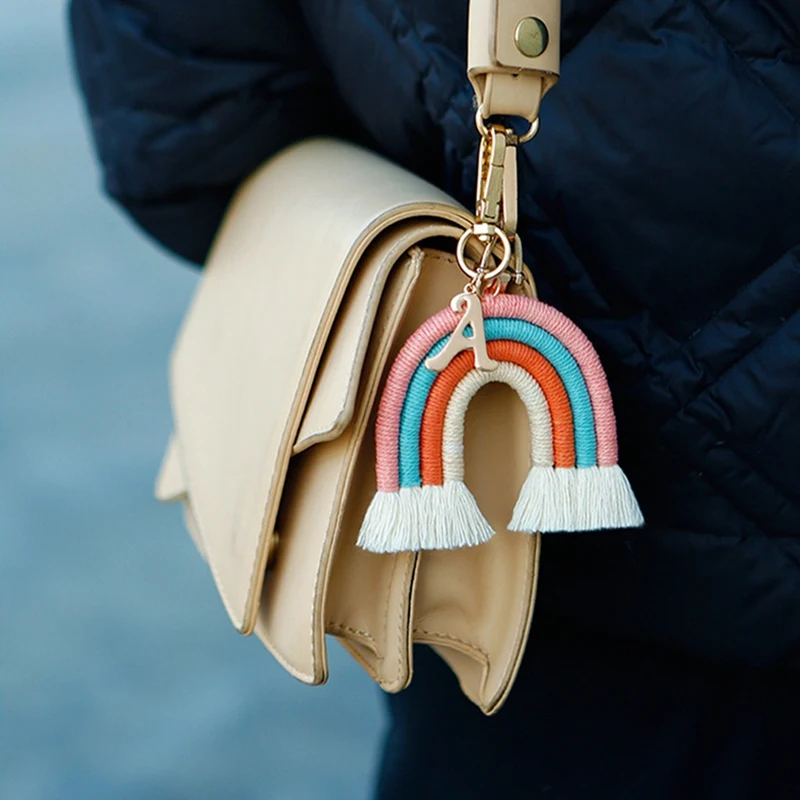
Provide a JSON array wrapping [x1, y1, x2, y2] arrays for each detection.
[[69, 0, 356, 264]]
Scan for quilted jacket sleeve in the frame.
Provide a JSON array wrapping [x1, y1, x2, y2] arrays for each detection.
[[69, 0, 356, 264]]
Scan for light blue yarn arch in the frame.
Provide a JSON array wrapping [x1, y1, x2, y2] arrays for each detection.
[[398, 317, 597, 487]]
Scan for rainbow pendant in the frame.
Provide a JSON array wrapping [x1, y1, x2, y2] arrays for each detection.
[[357, 291, 644, 553]]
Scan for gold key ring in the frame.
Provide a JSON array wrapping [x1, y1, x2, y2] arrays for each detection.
[[456, 225, 512, 284], [474, 109, 540, 144]]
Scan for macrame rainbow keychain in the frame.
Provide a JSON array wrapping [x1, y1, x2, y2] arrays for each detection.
[[357, 118, 644, 553]]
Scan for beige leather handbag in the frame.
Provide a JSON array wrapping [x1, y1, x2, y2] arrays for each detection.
[[155, 0, 642, 714], [156, 138, 542, 713]]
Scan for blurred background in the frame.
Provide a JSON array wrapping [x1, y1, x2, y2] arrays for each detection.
[[0, 4, 384, 798]]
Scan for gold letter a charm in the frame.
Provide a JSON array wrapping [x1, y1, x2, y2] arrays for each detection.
[[425, 293, 499, 373]]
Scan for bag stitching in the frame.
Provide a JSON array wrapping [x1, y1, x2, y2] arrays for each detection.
[[412, 628, 490, 661], [326, 623, 379, 646]]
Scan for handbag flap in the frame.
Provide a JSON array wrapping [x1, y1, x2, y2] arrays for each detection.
[[293, 220, 469, 454], [168, 139, 469, 633]]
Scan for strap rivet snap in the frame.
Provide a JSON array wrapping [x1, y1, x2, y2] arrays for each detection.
[[514, 17, 548, 58]]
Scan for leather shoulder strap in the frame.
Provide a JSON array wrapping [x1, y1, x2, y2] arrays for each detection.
[[468, 0, 560, 122]]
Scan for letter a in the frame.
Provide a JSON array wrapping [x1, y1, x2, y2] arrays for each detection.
[[425, 293, 499, 372]]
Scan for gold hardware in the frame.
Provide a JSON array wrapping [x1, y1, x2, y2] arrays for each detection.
[[474, 122, 521, 240], [513, 116, 540, 145], [475, 110, 540, 144], [425, 293, 499, 373], [466, 83, 542, 292], [456, 226, 512, 289], [502, 142, 518, 236], [476, 124, 507, 224], [512, 234, 525, 285], [514, 17, 549, 59], [473, 221, 500, 239]]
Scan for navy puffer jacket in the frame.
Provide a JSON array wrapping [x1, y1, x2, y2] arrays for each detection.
[[71, 1, 800, 797]]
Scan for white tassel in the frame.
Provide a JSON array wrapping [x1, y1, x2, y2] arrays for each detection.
[[509, 465, 644, 534], [584, 465, 644, 531], [356, 490, 405, 552], [509, 466, 576, 533], [357, 482, 494, 553], [440, 481, 495, 549]]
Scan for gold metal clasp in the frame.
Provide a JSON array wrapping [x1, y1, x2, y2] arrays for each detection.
[[476, 123, 507, 225], [471, 108, 540, 288], [475, 121, 521, 240]]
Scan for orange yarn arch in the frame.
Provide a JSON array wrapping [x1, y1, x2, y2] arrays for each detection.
[[420, 339, 576, 486]]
